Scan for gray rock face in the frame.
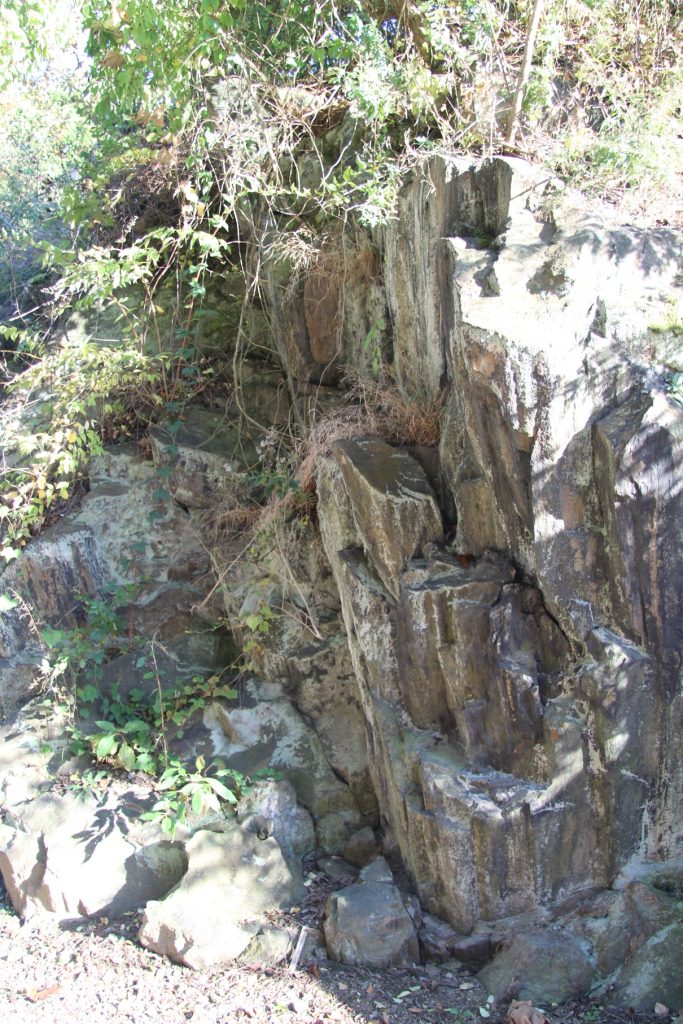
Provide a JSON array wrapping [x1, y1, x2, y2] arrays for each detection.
[[324, 857, 419, 968], [236, 778, 316, 872], [2, 152, 682, 1002], [477, 928, 595, 1004], [604, 922, 683, 1010], [332, 438, 443, 600], [149, 407, 258, 509], [0, 447, 232, 721], [309, 154, 682, 998], [566, 882, 682, 977], [139, 824, 302, 968]]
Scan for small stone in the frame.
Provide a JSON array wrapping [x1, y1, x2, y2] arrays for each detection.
[[359, 857, 393, 884], [341, 827, 377, 867], [324, 872, 418, 969]]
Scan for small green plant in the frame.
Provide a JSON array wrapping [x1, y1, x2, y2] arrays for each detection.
[[650, 298, 683, 336], [240, 600, 277, 672], [140, 755, 243, 836], [68, 768, 110, 802], [38, 585, 242, 835], [667, 372, 683, 406]]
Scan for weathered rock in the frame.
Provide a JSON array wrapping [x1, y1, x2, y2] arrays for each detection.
[[0, 792, 187, 920], [312, 156, 683, 961], [240, 925, 293, 965], [341, 826, 377, 867], [149, 406, 257, 509], [0, 522, 108, 719], [324, 857, 419, 968], [236, 778, 316, 869], [477, 928, 595, 1003], [450, 932, 494, 970], [210, 690, 363, 827], [332, 438, 443, 599], [603, 922, 683, 1011], [419, 912, 461, 963], [139, 824, 302, 968], [566, 882, 682, 977]]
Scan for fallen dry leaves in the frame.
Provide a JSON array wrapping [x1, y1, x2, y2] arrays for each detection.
[[507, 999, 549, 1024]]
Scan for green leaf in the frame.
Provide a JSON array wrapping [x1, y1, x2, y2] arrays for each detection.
[[118, 742, 136, 771], [122, 718, 150, 734], [136, 752, 157, 773], [0, 593, 19, 612], [157, 772, 182, 790], [206, 777, 237, 802], [77, 684, 99, 703], [95, 733, 118, 759], [191, 790, 204, 815]]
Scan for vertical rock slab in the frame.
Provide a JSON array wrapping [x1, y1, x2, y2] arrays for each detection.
[[384, 155, 513, 402], [318, 451, 602, 933], [332, 438, 443, 600], [593, 390, 683, 669]]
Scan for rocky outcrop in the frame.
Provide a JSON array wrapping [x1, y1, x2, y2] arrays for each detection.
[[1, 154, 682, 998], [309, 156, 683, 987], [0, 781, 187, 921]]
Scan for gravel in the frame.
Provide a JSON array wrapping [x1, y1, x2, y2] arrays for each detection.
[[0, 879, 667, 1024]]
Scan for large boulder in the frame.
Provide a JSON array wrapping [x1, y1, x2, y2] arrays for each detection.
[[477, 928, 595, 1004], [139, 823, 302, 968], [0, 790, 187, 920], [604, 922, 683, 1011]]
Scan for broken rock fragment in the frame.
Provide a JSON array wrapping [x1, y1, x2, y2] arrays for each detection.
[[323, 856, 419, 968]]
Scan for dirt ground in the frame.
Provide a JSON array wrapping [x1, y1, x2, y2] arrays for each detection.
[[0, 875, 668, 1024]]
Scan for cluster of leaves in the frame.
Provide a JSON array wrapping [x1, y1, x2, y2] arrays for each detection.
[[41, 587, 243, 835], [0, 329, 216, 560]]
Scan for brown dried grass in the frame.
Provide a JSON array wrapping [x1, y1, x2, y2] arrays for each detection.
[[208, 368, 443, 542]]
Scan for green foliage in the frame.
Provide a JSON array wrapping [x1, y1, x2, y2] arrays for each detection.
[[40, 587, 242, 835], [140, 756, 242, 836], [0, 1, 78, 84], [0, 333, 212, 559]]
